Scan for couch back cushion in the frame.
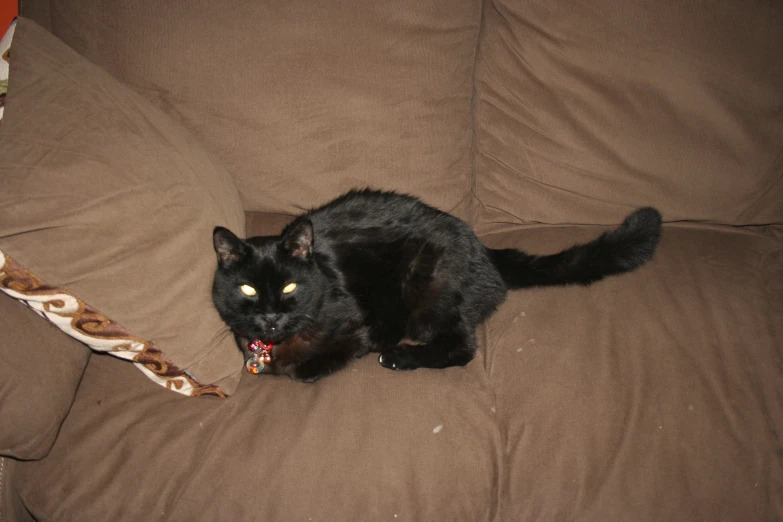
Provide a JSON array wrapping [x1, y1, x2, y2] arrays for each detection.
[[473, 0, 783, 229], [24, 0, 482, 218]]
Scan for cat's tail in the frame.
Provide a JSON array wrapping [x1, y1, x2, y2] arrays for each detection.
[[487, 208, 662, 290]]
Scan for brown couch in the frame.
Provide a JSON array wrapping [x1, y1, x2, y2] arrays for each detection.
[[1, 1, 781, 520]]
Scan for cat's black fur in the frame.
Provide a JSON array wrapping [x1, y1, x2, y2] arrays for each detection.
[[212, 189, 661, 382]]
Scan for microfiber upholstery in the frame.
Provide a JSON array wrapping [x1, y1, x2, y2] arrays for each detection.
[[6, 0, 783, 520], [473, 0, 783, 230], [36, 0, 482, 220], [0, 293, 90, 460], [480, 224, 783, 520]]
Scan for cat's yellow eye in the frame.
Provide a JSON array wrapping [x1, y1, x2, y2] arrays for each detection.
[[282, 282, 297, 294], [240, 284, 257, 296]]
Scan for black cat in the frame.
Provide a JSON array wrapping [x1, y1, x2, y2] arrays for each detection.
[[212, 189, 661, 382]]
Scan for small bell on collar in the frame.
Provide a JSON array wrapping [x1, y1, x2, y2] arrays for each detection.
[[246, 355, 264, 375]]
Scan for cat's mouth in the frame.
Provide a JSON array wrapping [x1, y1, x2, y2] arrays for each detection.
[[236, 314, 307, 346], [238, 329, 287, 346]]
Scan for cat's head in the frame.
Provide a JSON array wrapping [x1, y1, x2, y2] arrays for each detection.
[[211, 220, 324, 344]]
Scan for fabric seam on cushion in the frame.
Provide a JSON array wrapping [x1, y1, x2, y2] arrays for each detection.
[[467, 0, 487, 230], [468, 6, 505, 521]]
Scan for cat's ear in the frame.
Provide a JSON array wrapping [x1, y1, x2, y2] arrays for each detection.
[[282, 219, 313, 260], [213, 227, 248, 267]]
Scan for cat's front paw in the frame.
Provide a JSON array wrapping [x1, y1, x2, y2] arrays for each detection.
[[378, 346, 419, 371]]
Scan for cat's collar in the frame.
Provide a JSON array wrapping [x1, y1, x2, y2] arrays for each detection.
[[246, 339, 273, 374]]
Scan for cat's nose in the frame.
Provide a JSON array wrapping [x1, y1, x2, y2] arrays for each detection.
[[263, 313, 281, 328]]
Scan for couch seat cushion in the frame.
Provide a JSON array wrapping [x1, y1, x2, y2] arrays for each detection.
[[480, 224, 783, 520], [14, 350, 501, 521]]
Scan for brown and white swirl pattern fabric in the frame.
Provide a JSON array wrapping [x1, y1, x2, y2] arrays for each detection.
[[1, 247, 226, 397]]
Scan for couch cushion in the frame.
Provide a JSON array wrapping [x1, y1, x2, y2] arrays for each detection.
[[12, 350, 500, 521], [480, 224, 783, 520], [473, 0, 783, 230], [36, 0, 482, 219], [0, 19, 246, 396], [0, 293, 90, 460]]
